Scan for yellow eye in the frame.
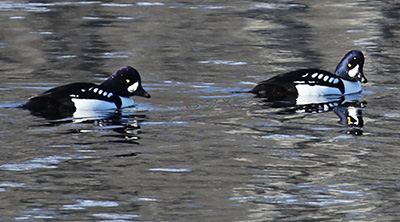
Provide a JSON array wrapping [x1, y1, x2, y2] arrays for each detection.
[[126, 79, 130, 84], [348, 63, 352, 68]]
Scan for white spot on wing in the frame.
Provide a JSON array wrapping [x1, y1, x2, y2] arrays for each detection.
[[107, 93, 113, 98], [93, 88, 98, 93], [98, 89, 103, 95], [103, 91, 108, 96], [311, 73, 318, 78], [323, 76, 329, 81], [301, 73, 309, 78], [318, 74, 324, 79], [333, 78, 339, 84]]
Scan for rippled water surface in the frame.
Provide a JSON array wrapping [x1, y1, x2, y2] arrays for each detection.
[[1, 0, 400, 221]]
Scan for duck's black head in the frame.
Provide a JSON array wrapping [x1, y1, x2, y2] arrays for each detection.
[[334, 50, 367, 83], [101, 66, 151, 98]]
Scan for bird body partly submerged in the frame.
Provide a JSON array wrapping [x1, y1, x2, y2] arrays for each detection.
[[250, 50, 367, 99], [23, 66, 150, 118]]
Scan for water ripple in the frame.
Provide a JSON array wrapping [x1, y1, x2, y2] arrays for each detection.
[[148, 168, 192, 173], [61, 200, 119, 210], [92, 213, 140, 219], [199, 60, 248, 66], [0, 155, 95, 171]]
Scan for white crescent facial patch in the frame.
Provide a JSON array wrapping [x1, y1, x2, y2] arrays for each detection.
[[348, 64, 359, 78], [127, 81, 139, 93]]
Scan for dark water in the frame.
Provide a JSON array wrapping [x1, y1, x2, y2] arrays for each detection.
[[1, 1, 400, 221]]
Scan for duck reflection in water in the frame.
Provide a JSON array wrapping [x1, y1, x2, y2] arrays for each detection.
[[249, 50, 367, 135], [22, 66, 151, 143], [269, 93, 366, 135], [334, 99, 365, 135], [89, 112, 146, 144], [30, 109, 146, 144]]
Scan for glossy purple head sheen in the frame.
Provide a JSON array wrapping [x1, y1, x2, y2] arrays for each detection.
[[334, 50, 367, 83], [101, 66, 151, 98]]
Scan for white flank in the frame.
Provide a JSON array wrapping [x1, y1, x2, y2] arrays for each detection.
[[71, 97, 135, 110], [348, 64, 359, 78], [72, 98, 117, 110], [295, 79, 361, 96], [295, 84, 342, 96]]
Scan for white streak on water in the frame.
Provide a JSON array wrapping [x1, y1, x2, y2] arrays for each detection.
[[137, 2, 165, 6], [61, 200, 119, 210], [260, 134, 319, 140], [101, 3, 134, 7], [0, 182, 27, 188], [199, 60, 247, 66], [0, 155, 95, 171], [130, 197, 160, 202], [148, 168, 192, 173], [92, 213, 140, 219]]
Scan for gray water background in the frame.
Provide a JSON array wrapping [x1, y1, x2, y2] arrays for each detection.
[[0, 0, 400, 221]]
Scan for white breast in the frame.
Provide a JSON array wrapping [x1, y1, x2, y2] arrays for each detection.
[[342, 79, 362, 94], [120, 97, 135, 108]]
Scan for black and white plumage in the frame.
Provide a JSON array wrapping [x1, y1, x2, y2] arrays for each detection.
[[249, 50, 367, 100], [23, 66, 150, 117]]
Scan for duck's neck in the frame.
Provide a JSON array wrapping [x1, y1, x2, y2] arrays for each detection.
[[334, 60, 350, 80], [101, 77, 130, 97]]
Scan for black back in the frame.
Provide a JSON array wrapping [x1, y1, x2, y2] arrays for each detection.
[[22, 83, 122, 113], [249, 69, 345, 98]]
